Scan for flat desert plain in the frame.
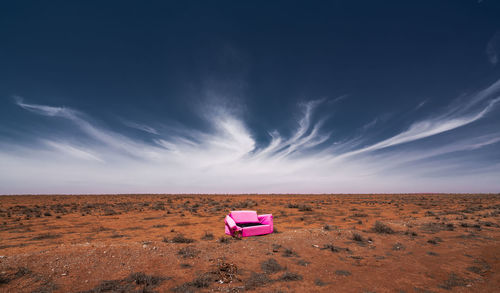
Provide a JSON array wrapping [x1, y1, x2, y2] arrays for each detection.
[[0, 194, 499, 293]]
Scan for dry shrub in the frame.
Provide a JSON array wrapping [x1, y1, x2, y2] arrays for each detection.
[[171, 234, 195, 243], [261, 258, 284, 274], [244, 272, 272, 290], [373, 221, 394, 234], [178, 247, 199, 259], [278, 272, 302, 282], [201, 232, 214, 240]]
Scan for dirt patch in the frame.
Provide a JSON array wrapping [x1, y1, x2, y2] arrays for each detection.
[[0, 193, 499, 292]]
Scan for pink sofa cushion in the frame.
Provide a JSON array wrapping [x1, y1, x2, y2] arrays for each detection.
[[241, 224, 272, 237], [230, 210, 260, 224]]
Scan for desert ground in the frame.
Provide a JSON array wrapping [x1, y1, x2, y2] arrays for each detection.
[[0, 194, 499, 293]]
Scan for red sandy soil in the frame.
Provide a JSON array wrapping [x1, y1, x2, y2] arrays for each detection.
[[0, 194, 499, 293]]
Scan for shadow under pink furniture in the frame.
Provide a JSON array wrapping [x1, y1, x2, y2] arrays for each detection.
[[224, 210, 273, 237]]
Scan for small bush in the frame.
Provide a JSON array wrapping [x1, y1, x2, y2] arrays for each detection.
[[103, 209, 118, 216], [171, 234, 195, 243], [282, 248, 298, 257], [352, 213, 368, 217], [315, 279, 327, 286], [261, 258, 284, 274], [335, 270, 351, 276], [126, 272, 164, 286], [392, 242, 405, 250], [427, 237, 442, 245], [373, 221, 394, 234], [278, 272, 302, 282], [439, 273, 467, 290], [177, 247, 199, 258], [15, 267, 31, 278], [404, 230, 418, 237], [322, 244, 350, 253], [244, 272, 272, 290], [298, 205, 312, 212], [81, 272, 167, 293], [201, 232, 214, 240], [32, 233, 61, 241], [296, 259, 310, 266], [466, 266, 484, 275], [190, 273, 214, 288], [218, 236, 231, 244], [352, 233, 364, 242]]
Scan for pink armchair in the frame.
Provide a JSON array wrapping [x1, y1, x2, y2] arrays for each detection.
[[224, 210, 273, 237]]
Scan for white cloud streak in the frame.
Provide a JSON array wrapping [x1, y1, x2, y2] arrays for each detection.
[[486, 31, 500, 65], [2, 79, 500, 194], [122, 121, 159, 135], [43, 140, 104, 162]]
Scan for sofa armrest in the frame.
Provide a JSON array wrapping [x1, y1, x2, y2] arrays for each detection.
[[225, 215, 240, 231], [258, 214, 273, 225]]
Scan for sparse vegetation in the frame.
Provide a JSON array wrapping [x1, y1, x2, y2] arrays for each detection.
[[439, 273, 467, 290], [1, 193, 499, 293], [282, 248, 298, 257], [373, 221, 394, 234], [278, 272, 302, 281], [335, 270, 351, 276], [32, 233, 61, 240], [218, 236, 231, 244], [352, 232, 364, 242], [244, 272, 272, 290], [298, 205, 312, 212], [177, 247, 199, 258], [261, 258, 284, 274], [427, 237, 442, 245], [321, 244, 351, 253], [392, 242, 405, 250], [201, 231, 214, 240], [80, 272, 168, 293], [352, 213, 368, 217], [314, 278, 327, 286], [170, 234, 195, 243]]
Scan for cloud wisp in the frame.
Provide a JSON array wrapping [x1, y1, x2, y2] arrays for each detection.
[[486, 31, 500, 66], [2, 79, 500, 194]]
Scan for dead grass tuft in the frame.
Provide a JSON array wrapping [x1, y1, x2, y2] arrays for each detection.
[[278, 272, 303, 282], [373, 221, 394, 234], [261, 258, 285, 274]]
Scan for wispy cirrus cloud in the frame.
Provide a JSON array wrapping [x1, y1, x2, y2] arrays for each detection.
[[336, 85, 500, 159], [486, 31, 500, 65], [43, 140, 104, 162], [122, 121, 159, 135], [2, 78, 500, 194]]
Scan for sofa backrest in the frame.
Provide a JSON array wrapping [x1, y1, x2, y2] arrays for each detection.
[[230, 210, 259, 224]]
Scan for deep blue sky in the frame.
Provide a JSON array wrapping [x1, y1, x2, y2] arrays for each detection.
[[1, 1, 500, 194]]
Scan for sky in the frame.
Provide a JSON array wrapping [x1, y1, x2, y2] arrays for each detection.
[[1, 1, 500, 194]]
